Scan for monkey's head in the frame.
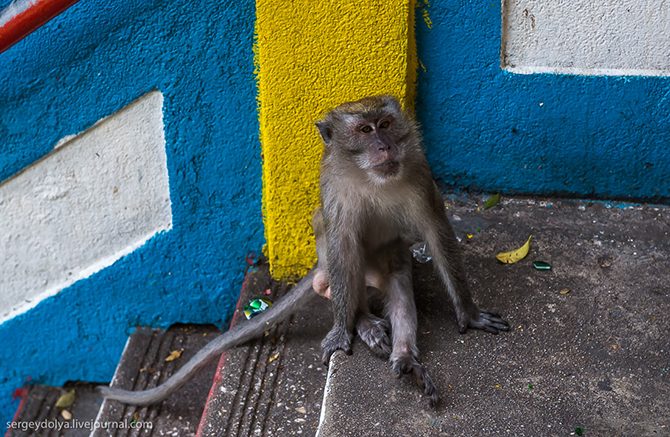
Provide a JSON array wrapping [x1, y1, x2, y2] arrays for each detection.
[[316, 95, 420, 183]]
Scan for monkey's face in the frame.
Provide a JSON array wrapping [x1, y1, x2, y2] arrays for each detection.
[[317, 96, 413, 183], [349, 115, 402, 180]]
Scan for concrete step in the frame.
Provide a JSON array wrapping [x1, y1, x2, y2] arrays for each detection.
[[8, 195, 669, 437], [197, 262, 331, 436], [317, 196, 670, 436], [93, 324, 220, 437], [6, 263, 330, 437], [7, 383, 103, 437]]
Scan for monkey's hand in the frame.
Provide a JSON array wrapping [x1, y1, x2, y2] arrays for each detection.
[[459, 310, 510, 335], [321, 325, 353, 364]]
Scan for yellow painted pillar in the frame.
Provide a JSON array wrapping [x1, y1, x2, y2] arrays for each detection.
[[256, 0, 417, 279]]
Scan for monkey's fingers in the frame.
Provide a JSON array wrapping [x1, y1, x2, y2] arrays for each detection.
[[422, 370, 439, 408], [321, 326, 353, 364], [480, 311, 510, 329], [390, 355, 439, 407], [356, 315, 392, 358], [468, 310, 510, 334]]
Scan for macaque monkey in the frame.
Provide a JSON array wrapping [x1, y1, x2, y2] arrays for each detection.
[[98, 95, 508, 407], [312, 95, 508, 404]]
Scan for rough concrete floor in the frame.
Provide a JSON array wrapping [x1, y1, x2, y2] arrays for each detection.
[[318, 196, 670, 437]]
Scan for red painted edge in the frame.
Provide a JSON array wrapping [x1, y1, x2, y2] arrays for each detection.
[[0, 0, 80, 54], [195, 270, 257, 437], [4, 387, 29, 437]]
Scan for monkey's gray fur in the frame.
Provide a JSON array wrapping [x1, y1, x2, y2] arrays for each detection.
[[98, 95, 508, 407]]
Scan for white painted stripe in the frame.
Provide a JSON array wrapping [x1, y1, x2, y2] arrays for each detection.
[[502, 0, 670, 76], [0, 91, 172, 323], [315, 351, 341, 437], [92, 332, 133, 435], [505, 65, 670, 78], [0, 0, 38, 28]]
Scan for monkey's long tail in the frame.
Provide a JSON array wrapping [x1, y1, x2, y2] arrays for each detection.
[[97, 269, 317, 406]]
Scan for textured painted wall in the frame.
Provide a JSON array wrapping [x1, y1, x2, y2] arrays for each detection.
[[0, 0, 261, 423], [0, 92, 172, 323], [416, 1, 670, 202], [256, 0, 417, 279], [502, 1, 670, 76]]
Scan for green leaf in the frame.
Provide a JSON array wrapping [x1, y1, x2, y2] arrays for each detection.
[[483, 193, 501, 209], [55, 389, 76, 409]]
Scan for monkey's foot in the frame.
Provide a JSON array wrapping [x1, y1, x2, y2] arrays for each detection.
[[461, 310, 510, 335], [321, 326, 353, 364], [356, 314, 392, 358], [390, 354, 439, 407]]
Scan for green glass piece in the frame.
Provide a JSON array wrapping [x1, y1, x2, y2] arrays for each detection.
[[243, 298, 273, 319], [533, 261, 552, 270]]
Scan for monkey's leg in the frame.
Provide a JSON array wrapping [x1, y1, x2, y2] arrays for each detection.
[[385, 254, 438, 406], [355, 269, 392, 358]]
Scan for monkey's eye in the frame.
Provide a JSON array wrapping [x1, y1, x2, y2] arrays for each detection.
[[379, 120, 391, 129], [360, 125, 373, 133]]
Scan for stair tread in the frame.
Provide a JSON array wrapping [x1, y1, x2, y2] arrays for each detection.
[[93, 324, 220, 437], [197, 264, 331, 437], [7, 382, 103, 437]]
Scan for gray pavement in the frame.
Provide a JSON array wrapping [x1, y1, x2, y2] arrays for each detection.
[[318, 196, 670, 437]]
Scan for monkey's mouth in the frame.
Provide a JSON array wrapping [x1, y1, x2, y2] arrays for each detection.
[[373, 160, 400, 177]]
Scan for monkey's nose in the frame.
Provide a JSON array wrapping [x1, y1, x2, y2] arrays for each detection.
[[376, 141, 391, 151]]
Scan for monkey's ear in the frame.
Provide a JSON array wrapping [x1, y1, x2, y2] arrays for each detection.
[[316, 121, 333, 145], [381, 95, 402, 114]]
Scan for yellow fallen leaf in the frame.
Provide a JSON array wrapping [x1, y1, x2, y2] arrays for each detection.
[[61, 409, 72, 420], [268, 352, 280, 363], [165, 349, 183, 362], [496, 235, 532, 264], [55, 389, 76, 408]]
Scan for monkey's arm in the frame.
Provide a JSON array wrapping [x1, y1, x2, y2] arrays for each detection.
[[425, 187, 509, 334], [97, 269, 317, 406]]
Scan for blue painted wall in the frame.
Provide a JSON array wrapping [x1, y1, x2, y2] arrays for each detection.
[[0, 0, 262, 423], [416, 2, 670, 202]]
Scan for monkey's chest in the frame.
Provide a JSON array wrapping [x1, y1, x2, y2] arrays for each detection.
[[359, 187, 424, 249], [362, 208, 413, 250]]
